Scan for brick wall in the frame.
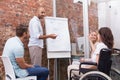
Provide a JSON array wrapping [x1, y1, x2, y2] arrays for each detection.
[[0, 0, 98, 80], [57, 0, 98, 42], [0, 0, 53, 54], [0, 0, 53, 80]]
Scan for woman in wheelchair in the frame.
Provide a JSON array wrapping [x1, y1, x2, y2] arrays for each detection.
[[67, 27, 114, 80]]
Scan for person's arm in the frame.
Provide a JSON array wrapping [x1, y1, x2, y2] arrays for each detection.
[[14, 47, 33, 69], [89, 39, 96, 53], [16, 57, 33, 69], [96, 54, 99, 64], [80, 58, 92, 62], [30, 22, 57, 39], [39, 34, 57, 39]]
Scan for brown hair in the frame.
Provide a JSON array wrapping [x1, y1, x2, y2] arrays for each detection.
[[16, 24, 28, 37], [98, 27, 114, 49]]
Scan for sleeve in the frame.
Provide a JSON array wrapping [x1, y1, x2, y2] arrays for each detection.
[[85, 58, 92, 62], [13, 46, 24, 58], [94, 43, 107, 55], [29, 21, 42, 39]]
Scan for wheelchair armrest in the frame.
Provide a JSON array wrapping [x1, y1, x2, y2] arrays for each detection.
[[80, 61, 97, 67], [70, 69, 80, 80], [79, 62, 98, 74]]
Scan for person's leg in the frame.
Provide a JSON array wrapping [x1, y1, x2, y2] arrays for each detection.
[[29, 46, 42, 66], [27, 65, 49, 80], [67, 64, 79, 80]]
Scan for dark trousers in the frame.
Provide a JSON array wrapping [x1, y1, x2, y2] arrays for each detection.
[[27, 65, 49, 80]]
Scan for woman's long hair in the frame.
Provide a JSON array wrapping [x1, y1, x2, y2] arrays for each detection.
[[99, 27, 114, 49]]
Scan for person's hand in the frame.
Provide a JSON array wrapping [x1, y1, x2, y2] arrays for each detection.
[[49, 34, 57, 39], [80, 58, 85, 62], [30, 65, 34, 68]]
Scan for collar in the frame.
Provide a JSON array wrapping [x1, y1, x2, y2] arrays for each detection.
[[34, 16, 40, 21], [15, 36, 24, 46]]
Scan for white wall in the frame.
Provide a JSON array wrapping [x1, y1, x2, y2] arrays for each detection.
[[98, 2, 108, 28], [98, 0, 120, 48], [108, 0, 120, 48]]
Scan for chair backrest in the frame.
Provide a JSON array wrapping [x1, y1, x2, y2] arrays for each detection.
[[1, 56, 16, 80], [98, 48, 112, 76]]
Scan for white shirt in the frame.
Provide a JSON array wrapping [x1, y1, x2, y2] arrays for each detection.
[[28, 16, 43, 48], [2, 36, 29, 77], [91, 42, 108, 62]]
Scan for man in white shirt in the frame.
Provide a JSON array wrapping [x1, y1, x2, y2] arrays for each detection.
[[2, 24, 49, 80], [28, 7, 57, 66]]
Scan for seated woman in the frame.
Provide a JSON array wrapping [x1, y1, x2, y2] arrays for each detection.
[[67, 31, 98, 80], [67, 27, 114, 80]]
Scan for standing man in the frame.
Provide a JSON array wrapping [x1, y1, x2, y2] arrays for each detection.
[[28, 7, 57, 66], [2, 24, 49, 80]]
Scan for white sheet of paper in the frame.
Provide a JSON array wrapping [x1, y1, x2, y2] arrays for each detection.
[[45, 17, 71, 58], [45, 17, 71, 51]]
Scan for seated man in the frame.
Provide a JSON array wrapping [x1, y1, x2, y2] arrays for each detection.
[[2, 24, 49, 80]]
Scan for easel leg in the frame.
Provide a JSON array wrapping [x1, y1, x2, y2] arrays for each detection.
[[54, 59, 58, 80], [48, 59, 50, 80]]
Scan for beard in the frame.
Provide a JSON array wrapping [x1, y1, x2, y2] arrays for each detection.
[[38, 15, 44, 19]]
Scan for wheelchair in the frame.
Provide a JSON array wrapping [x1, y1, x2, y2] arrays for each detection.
[[70, 48, 112, 80]]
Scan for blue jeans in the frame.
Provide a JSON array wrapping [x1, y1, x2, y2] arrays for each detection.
[[27, 65, 49, 80]]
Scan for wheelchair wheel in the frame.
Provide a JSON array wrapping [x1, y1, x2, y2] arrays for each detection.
[[79, 71, 112, 80]]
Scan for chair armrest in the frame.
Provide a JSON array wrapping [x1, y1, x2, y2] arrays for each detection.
[[80, 61, 97, 67], [70, 69, 80, 80], [6, 74, 12, 80], [79, 61, 98, 74]]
